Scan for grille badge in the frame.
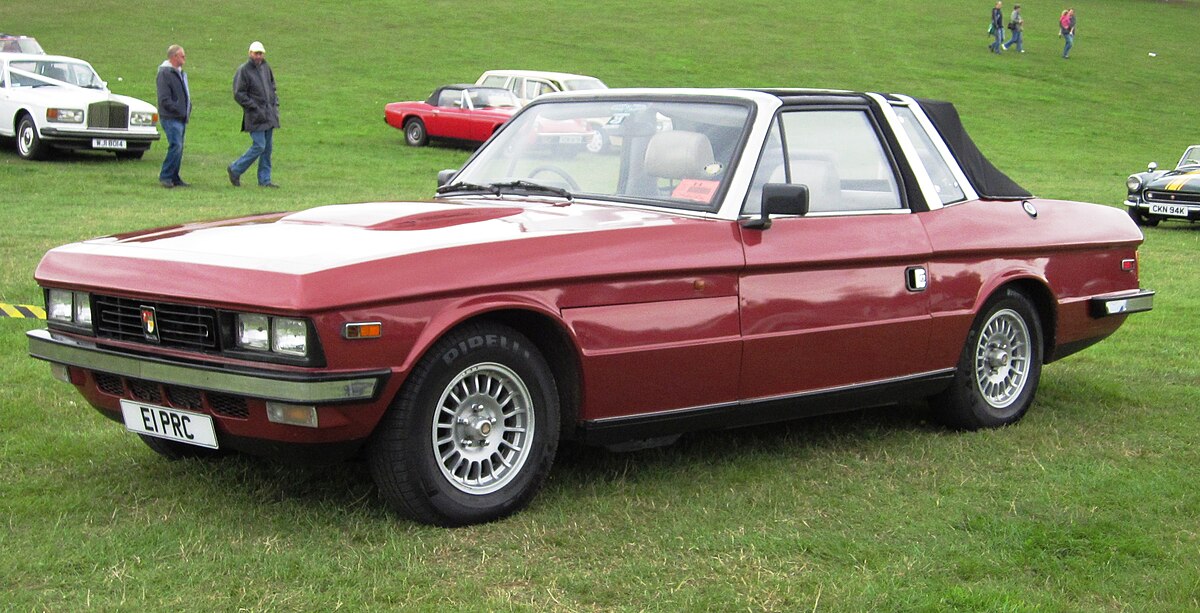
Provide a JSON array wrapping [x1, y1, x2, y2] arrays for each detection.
[[140, 306, 160, 342]]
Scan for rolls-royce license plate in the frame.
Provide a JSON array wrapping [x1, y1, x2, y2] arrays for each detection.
[[92, 138, 127, 150]]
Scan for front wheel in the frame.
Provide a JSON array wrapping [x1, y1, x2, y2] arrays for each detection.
[[932, 288, 1043, 430], [404, 118, 428, 146], [138, 434, 229, 460], [1127, 207, 1160, 227], [368, 323, 559, 526], [16, 115, 48, 160]]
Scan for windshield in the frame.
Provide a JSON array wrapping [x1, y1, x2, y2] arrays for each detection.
[[472, 88, 519, 109], [562, 78, 606, 91], [1, 37, 44, 54], [1179, 146, 1200, 168], [9, 59, 104, 89], [450, 99, 752, 212]]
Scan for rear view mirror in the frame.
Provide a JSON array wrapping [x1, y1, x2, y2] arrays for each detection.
[[437, 169, 458, 187]]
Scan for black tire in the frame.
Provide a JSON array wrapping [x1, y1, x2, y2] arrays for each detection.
[[16, 115, 48, 160], [368, 323, 559, 526], [138, 434, 228, 460], [931, 288, 1043, 430], [116, 150, 145, 160], [404, 117, 428, 146], [1127, 207, 1159, 227]]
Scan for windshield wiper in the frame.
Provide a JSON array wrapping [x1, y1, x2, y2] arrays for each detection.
[[436, 181, 497, 196], [488, 180, 573, 201]]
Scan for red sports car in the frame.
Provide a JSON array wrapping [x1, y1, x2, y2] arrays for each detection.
[[30, 88, 1153, 526], [384, 84, 518, 147]]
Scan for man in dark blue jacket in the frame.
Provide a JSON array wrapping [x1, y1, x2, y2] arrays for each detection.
[[227, 41, 280, 188], [155, 45, 190, 188]]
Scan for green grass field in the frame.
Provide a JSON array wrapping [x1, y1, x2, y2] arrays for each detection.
[[3, 0, 1199, 610]]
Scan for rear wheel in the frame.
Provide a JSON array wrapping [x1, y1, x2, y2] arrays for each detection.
[[368, 323, 559, 526], [404, 118, 428, 146], [932, 288, 1043, 429], [16, 115, 48, 160]]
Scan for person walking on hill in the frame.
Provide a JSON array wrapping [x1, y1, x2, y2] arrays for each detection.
[[989, 1, 1005, 53], [1004, 4, 1025, 53], [156, 44, 190, 188], [228, 41, 280, 188], [1060, 8, 1076, 59]]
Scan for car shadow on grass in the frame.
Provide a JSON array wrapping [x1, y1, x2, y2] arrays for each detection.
[[115, 401, 943, 524]]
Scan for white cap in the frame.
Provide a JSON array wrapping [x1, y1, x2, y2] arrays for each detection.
[[248, 41, 265, 53]]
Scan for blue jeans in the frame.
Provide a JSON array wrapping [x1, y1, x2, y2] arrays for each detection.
[[990, 27, 1004, 52], [159, 118, 186, 183], [230, 129, 273, 185], [1004, 30, 1023, 52], [1062, 33, 1074, 57]]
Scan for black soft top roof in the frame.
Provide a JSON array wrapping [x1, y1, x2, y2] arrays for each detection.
[[917, 99, 1032, 200]]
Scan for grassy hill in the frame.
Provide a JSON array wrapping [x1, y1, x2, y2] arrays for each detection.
[[2, 0, 1198, 610]]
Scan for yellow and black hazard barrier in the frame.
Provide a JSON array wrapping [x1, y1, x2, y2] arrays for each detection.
[[1, 303, 46, 319]]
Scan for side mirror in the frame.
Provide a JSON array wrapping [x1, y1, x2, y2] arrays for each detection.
[[437, 169, 458, 188], [1148, 162, 1158, 172], [740, 183, 809, 230]]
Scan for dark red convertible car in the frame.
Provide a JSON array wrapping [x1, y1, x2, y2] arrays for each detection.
[[384, 84, 518, 147], [29, 88, 1154, 526]]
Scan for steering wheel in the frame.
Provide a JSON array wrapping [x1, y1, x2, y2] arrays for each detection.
[[528, 165, 581, 191]]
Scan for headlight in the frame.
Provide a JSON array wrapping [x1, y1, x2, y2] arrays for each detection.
[[237, 314, 271, 351], [46, 108, 84, 123], [46, 289, 93, 329], [272, 318, 309, 356], [1126, 175, 1143, 192], [236, 313, 309, 357], [131, 111, 158, 127]]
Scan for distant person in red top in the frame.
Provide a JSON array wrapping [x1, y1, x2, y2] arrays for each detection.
[[1060, 8, 1076, 59]]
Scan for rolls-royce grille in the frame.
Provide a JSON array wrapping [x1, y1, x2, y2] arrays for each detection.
[[93, 295, 219, 350], [1146, 190, 1200, 205], [87, 101, 129, 129]]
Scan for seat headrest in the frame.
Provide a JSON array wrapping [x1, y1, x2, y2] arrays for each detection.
[[644, 131, 716, 179]]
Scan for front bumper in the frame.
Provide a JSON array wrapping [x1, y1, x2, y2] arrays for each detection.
[[38, 126, 160, 150], [1125, 197, 1200, 222], [27, 329, 385, 404], [1088, 289, 1155, 318]]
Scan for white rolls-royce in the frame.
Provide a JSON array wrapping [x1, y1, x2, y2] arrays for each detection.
[[0, 51, 159, 160]]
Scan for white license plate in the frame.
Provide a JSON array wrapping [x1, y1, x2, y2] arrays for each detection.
[[120, 400, 219, 449], [558, 135, 583, 144], [92, 138, 127, 150], [1150, 203, 1189, 217]]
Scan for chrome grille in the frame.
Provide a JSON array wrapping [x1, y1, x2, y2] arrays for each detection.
[[87, 101, 129, 129], [1145, 190, 1200, 205], [93, 295, 219, 350]]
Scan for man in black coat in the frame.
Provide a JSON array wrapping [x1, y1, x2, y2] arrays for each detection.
[[156, 44, 190, 188], [227, 41, 280, 188]]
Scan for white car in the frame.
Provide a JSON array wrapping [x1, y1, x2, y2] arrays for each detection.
[[475, 70, 607, 106], [0, 51, 159, 160]]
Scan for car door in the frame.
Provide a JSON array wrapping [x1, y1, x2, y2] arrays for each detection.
[[738, 106, 935, 402], [425, 88, 471, 140]]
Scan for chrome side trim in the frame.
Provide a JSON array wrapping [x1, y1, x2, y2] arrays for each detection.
[[1089, 289, 1155, 317], [27, 329, 386, 404]]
